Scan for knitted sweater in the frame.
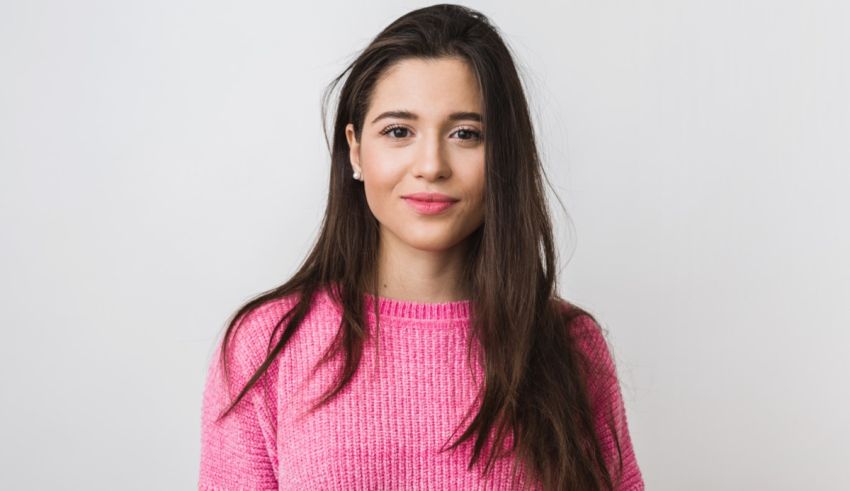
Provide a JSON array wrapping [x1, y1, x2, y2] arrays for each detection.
[[198, 288, 644, 490]]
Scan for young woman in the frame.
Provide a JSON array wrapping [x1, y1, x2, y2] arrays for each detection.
[[198, 4, 644, 490]]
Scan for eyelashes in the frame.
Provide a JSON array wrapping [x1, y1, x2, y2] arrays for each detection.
[[379, 124, 483, 142]]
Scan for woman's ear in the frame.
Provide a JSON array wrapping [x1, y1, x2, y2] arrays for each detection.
[[345, 123, 362, 176]]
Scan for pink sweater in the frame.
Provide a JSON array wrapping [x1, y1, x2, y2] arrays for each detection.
[[198, 289, 644, 490]]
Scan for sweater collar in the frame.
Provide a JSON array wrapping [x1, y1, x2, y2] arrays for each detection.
[[363, 292, 471, 321]]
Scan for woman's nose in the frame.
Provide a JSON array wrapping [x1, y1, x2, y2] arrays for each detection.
[[411, 132, 451, 181]]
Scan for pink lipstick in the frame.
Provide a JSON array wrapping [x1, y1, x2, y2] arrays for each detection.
[[403, 198, 457, 215], [401, 192, 459, 216]]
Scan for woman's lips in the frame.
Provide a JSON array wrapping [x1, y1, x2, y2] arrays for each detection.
[[402, 198, 457, 215]]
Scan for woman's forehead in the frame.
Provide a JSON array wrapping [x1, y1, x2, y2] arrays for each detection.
[[367, 58, 483, 119]]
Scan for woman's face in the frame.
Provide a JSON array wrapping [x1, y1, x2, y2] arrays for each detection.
[[345, 56, 486, 254]]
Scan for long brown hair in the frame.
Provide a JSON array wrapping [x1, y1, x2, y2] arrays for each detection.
[[214, 4, 625, 490]]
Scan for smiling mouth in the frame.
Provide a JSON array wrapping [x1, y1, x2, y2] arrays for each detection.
[[402, 197, 458, 215]]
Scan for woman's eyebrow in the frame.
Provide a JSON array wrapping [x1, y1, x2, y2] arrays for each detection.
[[370, 110, 482, 125]]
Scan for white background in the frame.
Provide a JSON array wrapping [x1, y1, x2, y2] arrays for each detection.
[[1, 1, 848, 489]]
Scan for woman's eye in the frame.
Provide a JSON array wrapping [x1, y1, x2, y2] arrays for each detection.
[[380, 125, 410, 139], [454, 128, 482, 141]]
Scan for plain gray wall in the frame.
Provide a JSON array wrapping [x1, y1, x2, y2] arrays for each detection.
[[1, 1, 848, 489]]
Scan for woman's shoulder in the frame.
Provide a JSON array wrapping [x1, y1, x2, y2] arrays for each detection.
[[217, 292, 302, 363], [551, 297, 606, 340], [551, 297, 617, 381], [231, 293, 297, 338], [226, 287, 339, 353]]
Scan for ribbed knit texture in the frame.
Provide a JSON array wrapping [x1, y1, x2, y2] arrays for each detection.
[[198, 288, 644, 490]]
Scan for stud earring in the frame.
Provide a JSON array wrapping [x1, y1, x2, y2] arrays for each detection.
[[352, 169, 362, 180]]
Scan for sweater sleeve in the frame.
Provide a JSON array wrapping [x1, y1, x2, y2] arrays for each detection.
[[572, 315, 645, 491], [198, 306, 281, 490]]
